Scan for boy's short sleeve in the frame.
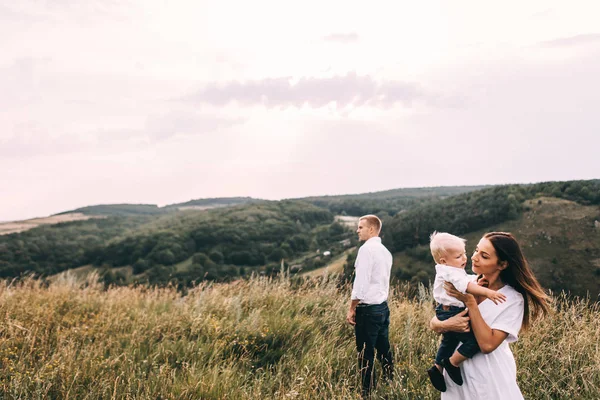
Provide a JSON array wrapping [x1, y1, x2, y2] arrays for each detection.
[[443, 270, 475, 294]]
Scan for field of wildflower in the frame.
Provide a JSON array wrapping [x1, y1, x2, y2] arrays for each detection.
[[1, 273, 598, 399]]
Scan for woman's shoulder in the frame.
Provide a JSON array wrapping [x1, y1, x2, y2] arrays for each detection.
[[499, 284, 524, 304]]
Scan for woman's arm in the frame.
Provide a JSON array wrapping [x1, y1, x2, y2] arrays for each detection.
[[430, 309, 470, 334], [444, 282, 508, 354]]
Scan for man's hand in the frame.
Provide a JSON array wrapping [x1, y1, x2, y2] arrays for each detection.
[[346, 308, 356, 325]]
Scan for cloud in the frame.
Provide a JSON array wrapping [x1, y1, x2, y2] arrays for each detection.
[[0, 57, 53, 107], [530, 8, 553, 19], [0, 0, 133, 20], [181, 73, 428, 109], [538, 33, 600, 48], [144, 112, 246, 140], [322, 32, 359, 44], [0, 4, 36, 21], [0, 111, 247, 159], [0, 126, 94, 158]]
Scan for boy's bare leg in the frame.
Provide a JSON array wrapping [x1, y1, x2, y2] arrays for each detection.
[[449, 351, 467, 367]]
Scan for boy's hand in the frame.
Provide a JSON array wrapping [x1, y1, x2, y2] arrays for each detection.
[[487, 291, 507, 304]]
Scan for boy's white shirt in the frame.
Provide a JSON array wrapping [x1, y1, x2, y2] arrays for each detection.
[[433, 264, 478, 307]]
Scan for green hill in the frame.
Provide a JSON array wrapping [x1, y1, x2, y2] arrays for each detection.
[[300, 185, 487, 216], [383, 180, 600, 252], [0, 215, 154, 276], [388, 197, 600, 299], [72, 186, 485, 218], [164, 196, 258, 210], [59, 204, 167, 216], [375, 179, 600, 299], [1, 180, 598, 298], [0, 201, 351, 285], [59, 197, 260, 217]]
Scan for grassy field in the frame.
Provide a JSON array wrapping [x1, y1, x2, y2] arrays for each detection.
[[1, 274, 598, 399]]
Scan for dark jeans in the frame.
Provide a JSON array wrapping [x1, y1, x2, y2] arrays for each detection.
[[435, 304, 480, 365], [355, 301, 394, 397]]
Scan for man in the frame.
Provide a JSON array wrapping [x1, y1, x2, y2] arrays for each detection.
[[346, 214, 394, 398]]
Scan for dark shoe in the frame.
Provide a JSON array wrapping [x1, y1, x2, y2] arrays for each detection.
[[427, 365, 446, 392], [442, 358, 463, 386]]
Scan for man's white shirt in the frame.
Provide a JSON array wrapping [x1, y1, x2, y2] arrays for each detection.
[[433, 264, 478, 307], [351, 237, 393, 305]]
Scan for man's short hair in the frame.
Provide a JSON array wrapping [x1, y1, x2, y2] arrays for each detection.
[[430, 231, 466, 264], [359, 215, 382, 234]]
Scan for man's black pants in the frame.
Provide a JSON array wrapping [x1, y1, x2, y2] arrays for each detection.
[[355, 301, 394, 397]]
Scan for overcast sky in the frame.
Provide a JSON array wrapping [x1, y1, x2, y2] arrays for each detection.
[[1, 0, 599, 221]]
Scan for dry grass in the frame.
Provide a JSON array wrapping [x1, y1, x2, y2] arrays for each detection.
[[0, 274, 598, 399]]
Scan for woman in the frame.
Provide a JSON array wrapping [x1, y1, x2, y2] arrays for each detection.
[[430, 232, 550, 399]]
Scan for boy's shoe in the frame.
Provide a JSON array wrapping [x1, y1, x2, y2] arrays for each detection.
[[427, 365, 446, 392], [442, 358, 463, 386]]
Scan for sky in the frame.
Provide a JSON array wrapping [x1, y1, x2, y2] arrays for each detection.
[[1, 0, 599, 221]]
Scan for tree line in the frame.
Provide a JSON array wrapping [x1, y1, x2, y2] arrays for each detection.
[[383, 180, 600, 252], [2, 180, 597, 290], [0, 201, 352, 287]]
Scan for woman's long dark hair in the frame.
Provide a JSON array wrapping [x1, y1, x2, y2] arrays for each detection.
[[485, 232, 550, 330]]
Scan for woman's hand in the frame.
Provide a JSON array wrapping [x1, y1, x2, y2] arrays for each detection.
[[444, 281, 477, 306], [430, 309, 471, 333]]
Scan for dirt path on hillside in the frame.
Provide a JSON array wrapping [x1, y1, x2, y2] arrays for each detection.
[[301, 248, 355, 277]]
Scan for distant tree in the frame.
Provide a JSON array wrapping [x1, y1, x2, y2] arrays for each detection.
[[153, 249, 175, 265], [187, 263, 205, 281], [229, 251, 253, 265], [133, 259, 150, 274], [208, 250, 224, 264], [192, 252, 210, 265], [268, 248, 288, 262], [146, 265, 172, 284]]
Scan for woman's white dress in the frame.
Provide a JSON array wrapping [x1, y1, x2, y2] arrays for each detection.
[[442, 284, 525, 400]]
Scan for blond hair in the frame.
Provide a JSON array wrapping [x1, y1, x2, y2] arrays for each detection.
[[430, 231, 466, 264], [359, 215, 382, 235]]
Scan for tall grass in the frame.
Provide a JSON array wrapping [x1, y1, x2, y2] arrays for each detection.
[[1, 273, 598, 399]]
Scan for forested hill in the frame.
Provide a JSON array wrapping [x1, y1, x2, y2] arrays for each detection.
[[0, 201, 351, 286], [376, 179, 600, 299], [164, 197, 257, 210], [93, 200, 336, 273], [1, 184, 494, 283], [63, 186, 485, 218], [300, 185, 487, 216], [59, 204, 167, 216], [1, 180, 598, 297], [383, 180, 600, 252], [61, 197, 259, 216]]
